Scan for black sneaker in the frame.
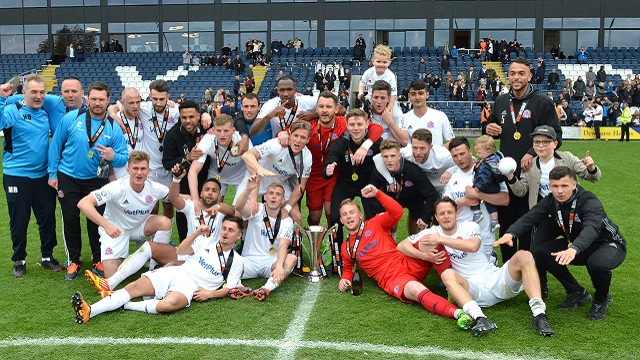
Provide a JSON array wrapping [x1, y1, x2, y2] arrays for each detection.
[[471, 317, 497, 337], [531, 313, 555, 337], [558, 288, 592, 309], [38, 258, 63, 272], [12, 261, 26, 278], [588, 300, 609, 320]]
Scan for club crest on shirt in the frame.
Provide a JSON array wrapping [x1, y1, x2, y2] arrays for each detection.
[[145, 195, 154, 204], [427, 121, 434, 128], [574, 214, 581, 223], [404, 180, 414, 187], [523, 109, 532, 119], [365, 230, 372, 238], [394, 285, 400, 294]]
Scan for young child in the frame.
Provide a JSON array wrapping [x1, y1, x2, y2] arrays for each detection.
[[471, 135, 507, 232], [358, 44, 398, 115]]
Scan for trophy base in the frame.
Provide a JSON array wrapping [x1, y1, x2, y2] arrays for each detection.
[[306, 271, 324, 283]]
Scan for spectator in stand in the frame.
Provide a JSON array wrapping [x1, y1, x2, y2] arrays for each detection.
[[585, 81, 596, 99], [302, 86, 313, 96], [563, 78, 575, 99], [450, 45, 459, 66], [245, 76, 255, 94], [476, 85, 488, 102], [597, 66, 607, 84], [547, 68, 560, 91], [354, 34, 366, 61], [633, 84, 640, 106], [340, 68, 351, 90], [457, 81, 469, 101], [233, 54, 245, 75], [561, 99, 573, 125], [534, 62, 545, 84], [440, 55, 450, 75], [76, 45, 85, 63], [271, 37, 281, 55], [325, 68, 337, 92], [480, 102, 491, 124], [450, 83, 459, 101], [182, 50, 191, 66], [573, 76, 586, 101], [468, 66, 478, 92], [479, 38, 487, 61], [416, 58, 427, 80], [575, 46, 589, 64], [431, 74, 442, 99], [314, 69, 325, 91], [100, 40, 109, 53], [192, 54, 200, 66], [585, 66, 596, 85], [293, 37, 302, 53], [621, 84, 633, 104]]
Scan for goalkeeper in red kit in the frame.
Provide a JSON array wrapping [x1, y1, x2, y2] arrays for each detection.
[[337, 184, 473, 330]]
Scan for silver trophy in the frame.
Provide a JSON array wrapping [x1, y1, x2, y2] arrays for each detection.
[[294, 224, 338, 283]]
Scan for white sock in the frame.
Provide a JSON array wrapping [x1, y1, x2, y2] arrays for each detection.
[[108, 242, 152, 289], [529, 297, 546, 317], [152, 230, 171, 244], [90, 289, 131, 318], [454, 309, 466, 319], [124, 299, 160, 314], [264, 278, 279, 291], [462, 300, 486, 320]]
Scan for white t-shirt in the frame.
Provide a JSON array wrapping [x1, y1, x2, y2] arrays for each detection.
[[138, 102, 180, 171], [443, 166, 508, 257], [241, 204, 294, 258], [114, 110, 145, 179], [370, 110, 404, 140], [182, 240, 243, 290], [360, 68, 398, 97], [402, 144, 455, 194], [409, 222, 494, 279], [177, 198, 225, 243], [197, 131, 251, 185], [401, 108, 455, 146], [92, 177, 169, 232], [257, 95, 317, 134], [593, 104, 603, 121], [539, 158, 555, 198]]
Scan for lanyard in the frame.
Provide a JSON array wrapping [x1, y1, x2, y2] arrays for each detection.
[[198, 210, 216, 237], [279, 99, 298, 131], [346, 222, 365, 265], [263, 208, 282, 246], [120, 113, 139, 149], [215, 242, 234, 281], [508, 98, 528, 133], [86, 111, 108, 150], [391, 171, 405, 199], [152, 108, 169, 144], [556, 197, 577, 241], [317, 121, 335, 164], [288, 147, 303, 183], [214, 138, 234, 173]]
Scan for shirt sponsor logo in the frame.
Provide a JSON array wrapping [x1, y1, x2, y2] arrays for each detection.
[[271, 164, 291, 177], [356, 239, 378, 260], [124, 209, 151, 216], [449, 251, 468, 260], [198, 256, 222, 276]]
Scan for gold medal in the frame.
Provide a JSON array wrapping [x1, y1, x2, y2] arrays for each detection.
[[269, 247, 276, 254], [352, 173, 359, 181], [88, 150, 94, 158], [214, 175, 221, 181], [513, 131, 521, 140]]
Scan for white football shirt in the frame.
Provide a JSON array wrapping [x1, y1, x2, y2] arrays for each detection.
[[241, 204, 294, 258], [402, 108, 454, 146], [114, 110, 145, 179], [182, 240, 243, 290], [196, 131, 251, 185], [92, 177, 168, 232], [360, 68, 398, 97], [257, 95, 317, 134], [138, 102, 180, 171]]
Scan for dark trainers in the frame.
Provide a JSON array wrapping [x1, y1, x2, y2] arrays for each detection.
[[558, 288, 592, 309], [588, 300, 609, 320], [531, 313, 555, 337], [38, 258, 63, 272], [92, 262, 104, 277], [251, 287, 271, 302], [229, 286, 253, 300], [471, 317, 497, 337], [65, 262, 81, 280], [12, 261, 26, 278]]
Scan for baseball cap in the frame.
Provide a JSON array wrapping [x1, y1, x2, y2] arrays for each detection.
[[530, 125, 557, 140]]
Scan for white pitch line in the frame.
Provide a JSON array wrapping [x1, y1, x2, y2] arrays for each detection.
[[277, 282, 322, 359], [0, 336, 562, 360]]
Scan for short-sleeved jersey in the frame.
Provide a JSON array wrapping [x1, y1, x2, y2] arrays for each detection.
[[409, 222, 494, 279], [138, 102, 180, 171], [254, 138, 312, 193], [360, 68, 398, 97], [242, 204, 294, 258], [178, 198, 225, 243], [196, 131, 250, 185], [92, 177, 169, 232], [306, 117, 347, 177], [370, 110, 404, 140], [402, 108, 454, 146], [257, 95, 317, 134], [401, 144, 455, 194], [1, 102, 50, 178], [115, 110, 145, 152], [182, 241, 243, 290], [443, 166, 507, 256]]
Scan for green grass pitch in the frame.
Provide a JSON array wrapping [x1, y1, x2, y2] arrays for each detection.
[[0, 140, 638, 359]]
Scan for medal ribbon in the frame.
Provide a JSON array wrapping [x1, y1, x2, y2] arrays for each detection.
[[120, 113, 139, 149], [216, 242, 234, 281], [198, 210, 217, 237], [317, 121, 335, 164], [346, 147, 358, 180], [279, 99, 298, 131], [556, 197, 577, 245], [346, 222, 365, 265], [263, 208, 282, 246], [86, 111, 108, 151], [214, 138, 234, 173], [288, 147, 304, 184], [508, 98, 528, 134], [152, 108, 169, 144]]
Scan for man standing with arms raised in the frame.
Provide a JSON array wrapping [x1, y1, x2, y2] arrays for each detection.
[[484, 57, 561, 261]]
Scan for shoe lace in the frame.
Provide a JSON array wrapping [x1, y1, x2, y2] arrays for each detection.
[[93, 262, 104, 271], [67, 262, 80, 274]]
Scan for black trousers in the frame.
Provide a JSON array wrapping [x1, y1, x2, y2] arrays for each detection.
[[593, 121, 601, 139], [4, 174, 57, 261], [497, 190, 531, 262], [531, 217, 627, 302], [620, 123, 630, 141], [57, 172, 107, 264]]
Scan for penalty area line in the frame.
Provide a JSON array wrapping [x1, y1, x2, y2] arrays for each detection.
[[0, 336, 562, 360]]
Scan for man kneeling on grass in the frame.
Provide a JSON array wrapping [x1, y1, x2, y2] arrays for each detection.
[[337, 184, 474, 331], [397, 197, 555, 337], [71, 217, 244, 323]]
